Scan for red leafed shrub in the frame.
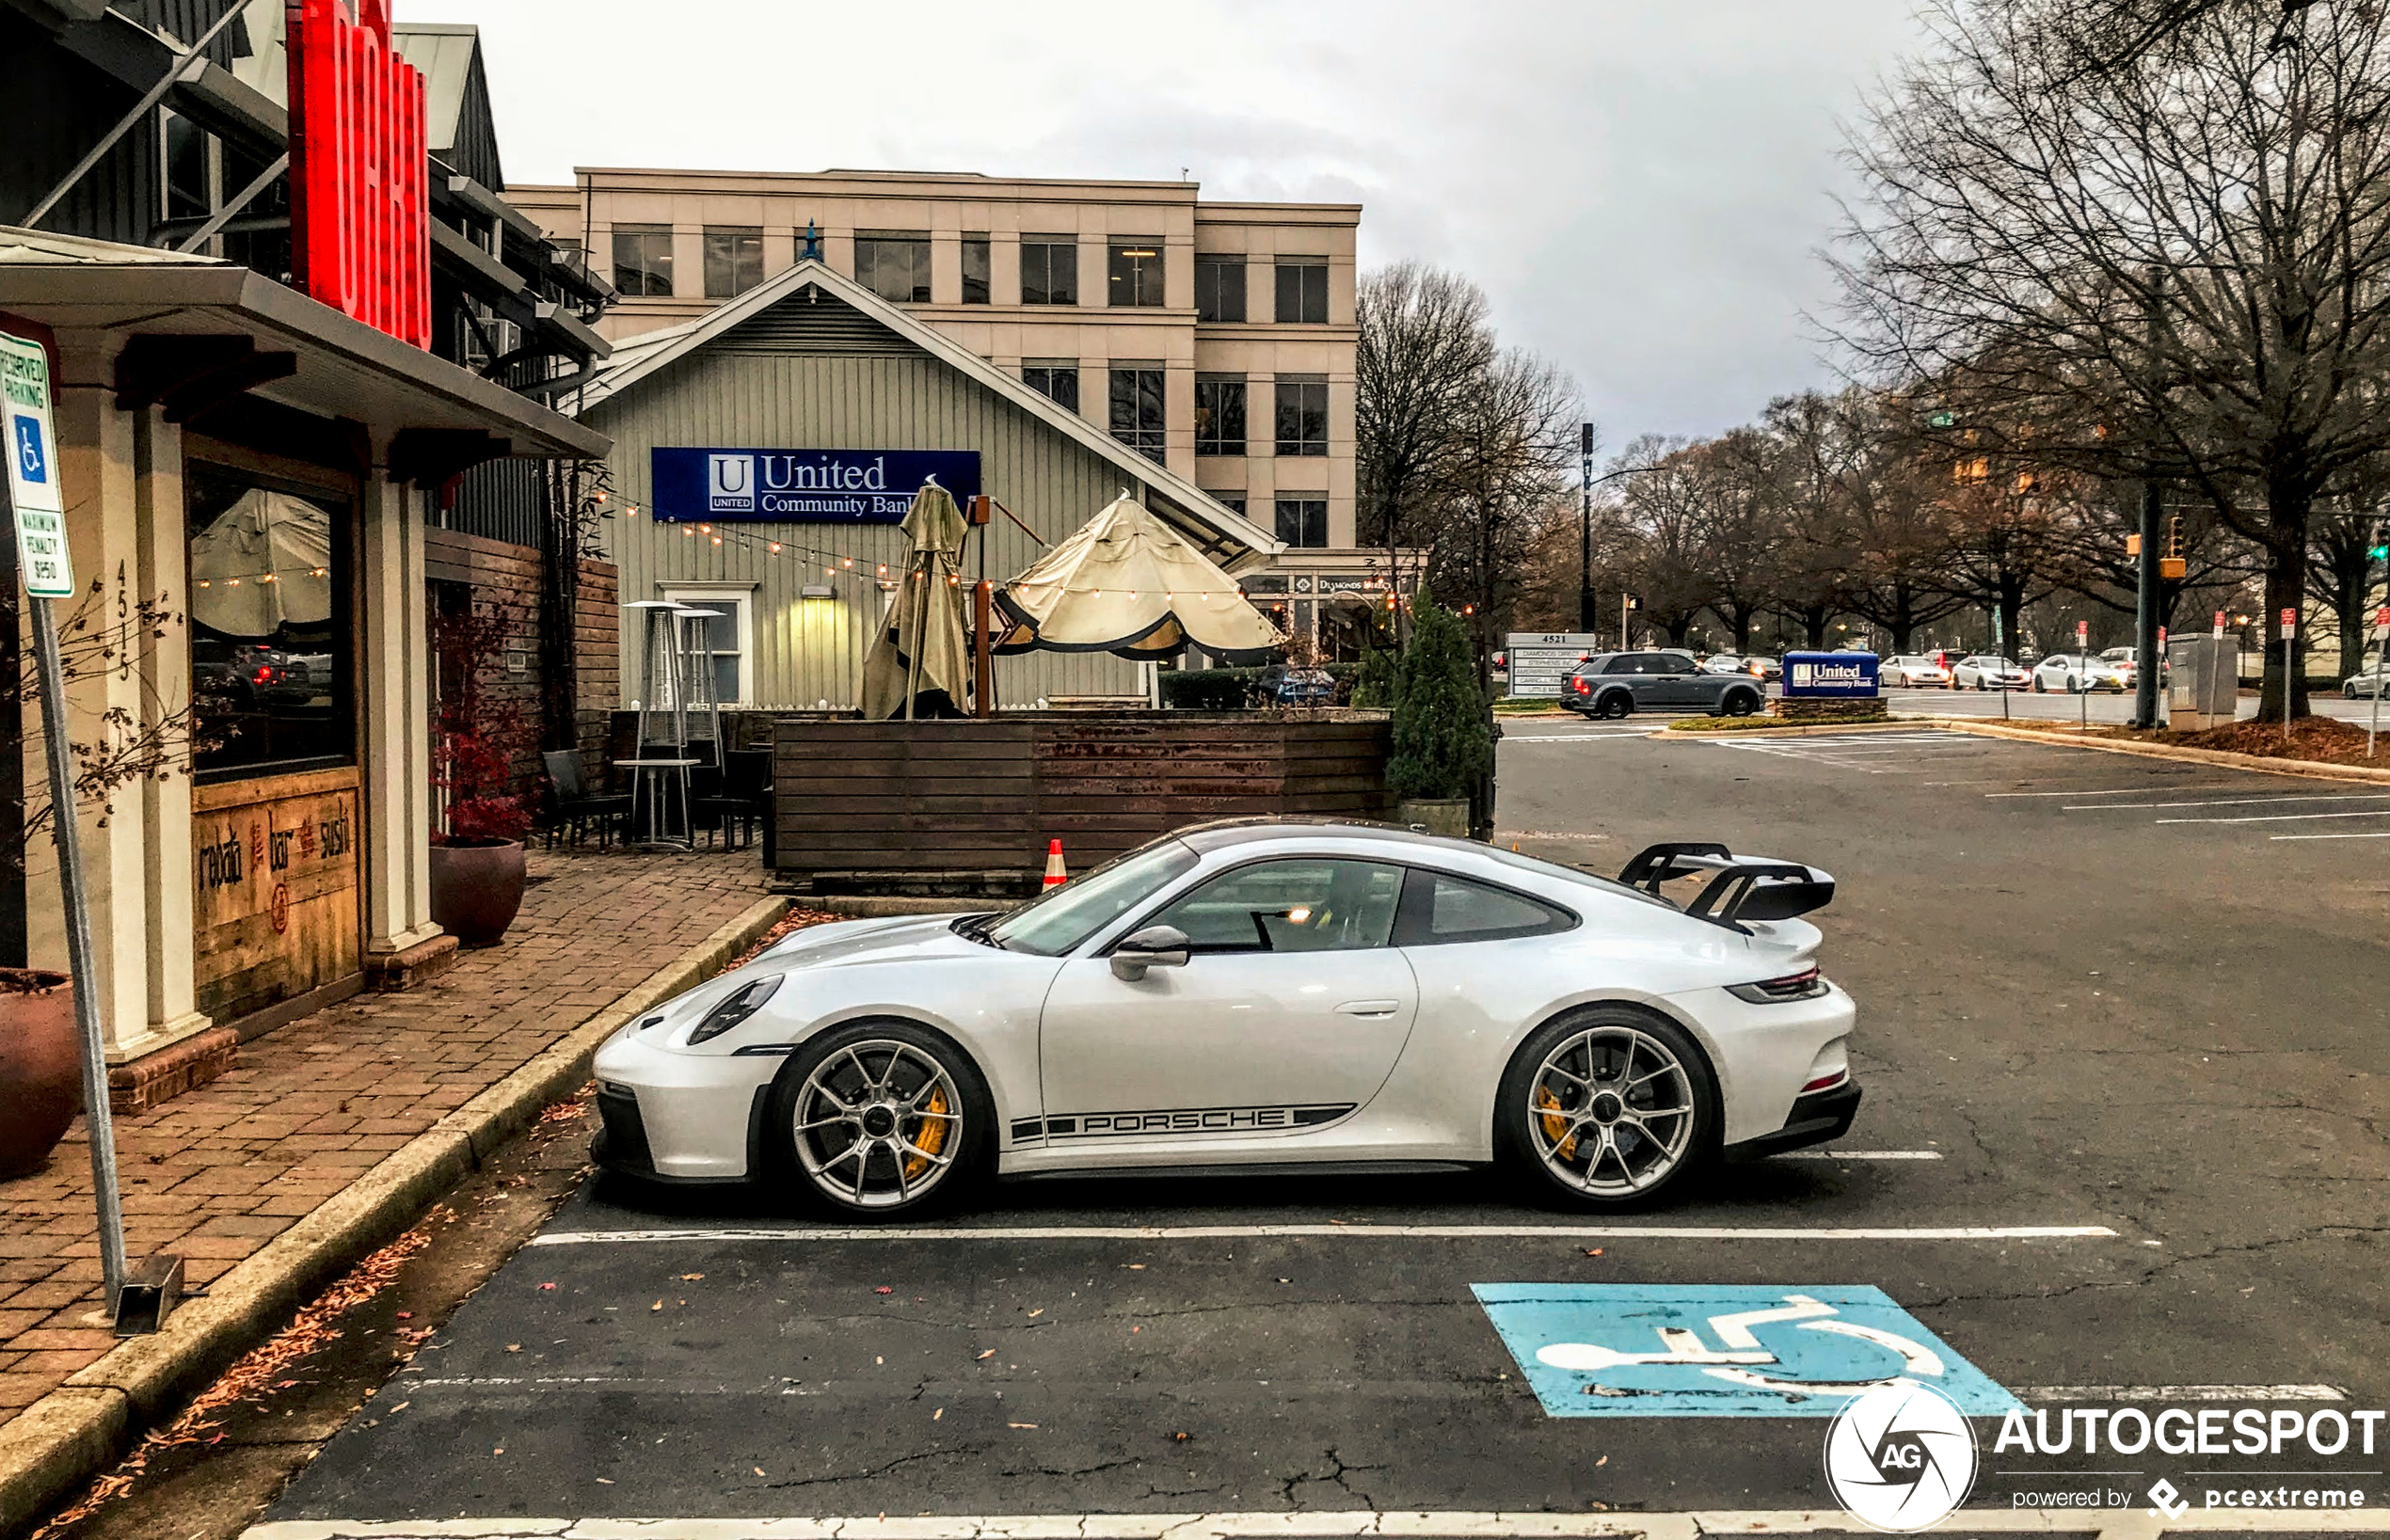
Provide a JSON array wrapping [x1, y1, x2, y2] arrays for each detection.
[[430, 601, 534, 848]]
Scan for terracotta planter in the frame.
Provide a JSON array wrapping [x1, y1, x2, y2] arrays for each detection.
[[0, 969, 81, 1181], [428, 839, 527, 947]]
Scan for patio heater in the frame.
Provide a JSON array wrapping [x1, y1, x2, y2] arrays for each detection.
[[674, 606, 728, 770], [623, 599, 696, 848]]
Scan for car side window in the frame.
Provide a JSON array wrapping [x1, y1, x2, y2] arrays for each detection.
[[1658, 656, 1698, 675], [1605, 657, 1642, 675], [1394, 869, 1576, 946], [1146, 859, 1405, 955]]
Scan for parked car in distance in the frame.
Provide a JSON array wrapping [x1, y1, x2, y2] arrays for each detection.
[[1566, 651, 1767, 719], [2032, 652, 2130, 692], [1952, 655, 2031, 691], [2344, 664, 2390, 700], [2098, 645, 2167, 689], [1745, 656, 1782, 681], [1698, 654, 1752, 675], [1883, 655, 1953, 688], [1257, 666, 1336, 706]]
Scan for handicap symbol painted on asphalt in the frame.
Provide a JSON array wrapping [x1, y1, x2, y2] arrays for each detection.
[[1472, 1283, 2024, 1417]]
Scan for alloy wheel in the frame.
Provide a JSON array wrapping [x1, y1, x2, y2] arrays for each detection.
[[1524, 1024, 1697, 1198], [791, 1039, 964, 1209]]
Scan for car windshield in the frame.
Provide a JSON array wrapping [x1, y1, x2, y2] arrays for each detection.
[[983, 838, 1202, 956]]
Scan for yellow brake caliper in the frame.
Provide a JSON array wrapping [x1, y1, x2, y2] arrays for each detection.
[[904, 1085, 951, 1180], [1536, 1086, 1580, 1161]]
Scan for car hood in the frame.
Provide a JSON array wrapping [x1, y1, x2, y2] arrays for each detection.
[[756, 913, 989, 973]]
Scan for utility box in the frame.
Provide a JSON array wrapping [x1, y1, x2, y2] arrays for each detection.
[[2169, 636, 2237, 728]]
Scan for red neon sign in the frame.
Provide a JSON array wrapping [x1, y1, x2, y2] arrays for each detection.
[[286, 0, 429, 348]]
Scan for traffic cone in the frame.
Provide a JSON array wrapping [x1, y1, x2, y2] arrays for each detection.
[[1043, 838, 1068, 888]]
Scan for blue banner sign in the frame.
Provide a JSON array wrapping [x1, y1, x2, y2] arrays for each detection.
[[649, 448, 981, 524], [1783, 651, 1881, 698]]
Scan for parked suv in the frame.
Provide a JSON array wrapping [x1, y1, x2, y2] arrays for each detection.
[[1566, 651, 1766, 719]]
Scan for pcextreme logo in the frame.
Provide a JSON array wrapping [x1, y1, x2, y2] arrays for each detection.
[[1824, 1382, 1980, 1532]]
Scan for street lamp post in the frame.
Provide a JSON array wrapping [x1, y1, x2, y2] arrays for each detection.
[[1578, 423, 1597, 632]]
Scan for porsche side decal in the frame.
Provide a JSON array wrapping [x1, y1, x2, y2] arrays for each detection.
[[1012, 1103, 1356, 1143]]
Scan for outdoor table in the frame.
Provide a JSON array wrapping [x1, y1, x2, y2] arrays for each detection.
[[618, 756, 703, 849]]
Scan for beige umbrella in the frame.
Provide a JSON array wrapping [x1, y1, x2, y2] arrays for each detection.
[[861, 482, 974, 719], [993, 491, 1283, 662], [190, 489, 334, 637]]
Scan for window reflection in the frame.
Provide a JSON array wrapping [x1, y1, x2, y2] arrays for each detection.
[[187, 468, 352, 777]]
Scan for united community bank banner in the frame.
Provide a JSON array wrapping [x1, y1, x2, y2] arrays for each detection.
[[650, 448, 982, 524]]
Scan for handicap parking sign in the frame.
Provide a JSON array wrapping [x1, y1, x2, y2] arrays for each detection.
[[1473, 1283, 2022, 1417]]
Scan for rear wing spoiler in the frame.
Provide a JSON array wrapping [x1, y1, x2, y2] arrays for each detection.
[[1617, 842, 1836, 930]]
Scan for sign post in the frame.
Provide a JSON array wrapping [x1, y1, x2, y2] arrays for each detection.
[[2076, 618, 2090, 733], [2280, 608, 2297, 738], [3, 328, 130, 1314], [2370, 605, 2387, 759]]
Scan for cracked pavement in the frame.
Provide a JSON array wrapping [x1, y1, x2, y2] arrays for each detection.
[[241, 729, 2385, 1531]]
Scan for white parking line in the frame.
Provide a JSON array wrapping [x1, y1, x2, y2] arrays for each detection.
[[2062, 794, 2390, 811], [1986, 786, 2251, 798], [1777, 1150, 1945, 1161], [2155, 809, 2390, 826], [2272, 831, 2390, 841], [236, 1508, 2390, 1540], [529, 1223, 2116, 1246], [2025, 1385, 2347, 1402]]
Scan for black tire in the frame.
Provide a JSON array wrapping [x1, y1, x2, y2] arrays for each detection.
[[1723, 689, 1761, 717], [2031, 677, 2044, 692], [1596, 691, 1633, 720], [1496, 1006, 1720, 1209], [765, 1019, 996, 1217]]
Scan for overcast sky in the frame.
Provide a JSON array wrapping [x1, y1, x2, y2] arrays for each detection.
[[444, 0, 1930, 449]]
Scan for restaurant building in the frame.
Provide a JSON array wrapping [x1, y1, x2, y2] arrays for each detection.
[[508, 167, 1394, 659], [3, 0, 610, 1109]]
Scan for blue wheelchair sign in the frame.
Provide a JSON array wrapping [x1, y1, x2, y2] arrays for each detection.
[[1474, 1283, 2022, 1417]]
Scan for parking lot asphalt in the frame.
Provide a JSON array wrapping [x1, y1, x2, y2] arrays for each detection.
[[245, 728, 2388, 1535]]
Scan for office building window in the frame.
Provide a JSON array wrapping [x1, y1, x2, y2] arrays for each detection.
[[703, 227, 764, 298], [1023, 362, 1079, 413], [1108, 241, 1165, 307], [660, 587, 753, 706], [162, 108, 214, 222], [1020, 238, 1078, 305], [1211, 493, 1247, 516], [1275, 376, 1329, 456], [613, 225, 674, 296], [1109, 367, 1167, 463], [1195, 376, 1246, 456], [1195, 256, 1246, 323], [855, 233, 932, 303], [187, 463, 354, 779], [1275, 499, 1329, 548], [962, 236, 991, 304], [1275, 258, 1330, 324]]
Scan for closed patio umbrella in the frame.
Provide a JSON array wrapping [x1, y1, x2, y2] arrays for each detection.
[[861, 482, 973, 719], [189, 489, 334, 638], [993, 491, 1283, 662]]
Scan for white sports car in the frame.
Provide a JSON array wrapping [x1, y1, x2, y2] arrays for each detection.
[[592, 820, 1860, 1214]]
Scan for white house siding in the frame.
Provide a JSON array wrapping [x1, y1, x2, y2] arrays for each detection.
[[587, 318, 1148, 710]]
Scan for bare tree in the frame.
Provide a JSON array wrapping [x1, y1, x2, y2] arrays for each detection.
[[1836, 0, 2390, 715], [1427, 348, 1583, 642], [1356, 263, 1498, 591]]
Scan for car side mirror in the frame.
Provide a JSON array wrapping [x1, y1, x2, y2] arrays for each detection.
[[1110, 924, 1191, 981]]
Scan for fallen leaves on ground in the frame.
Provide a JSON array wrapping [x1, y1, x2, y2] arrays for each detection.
[[977, 1349, 996, 1359], [728, 907, 845, 967], [1009, 1421, 1039, 1429]]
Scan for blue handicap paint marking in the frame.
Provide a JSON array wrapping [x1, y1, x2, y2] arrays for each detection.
[[1473, 1283, 2023, 1417]]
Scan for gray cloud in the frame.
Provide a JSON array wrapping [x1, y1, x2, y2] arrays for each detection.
[[444, 0, 1925, 441]]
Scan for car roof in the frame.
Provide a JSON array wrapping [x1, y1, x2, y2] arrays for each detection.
[[1176, 816, 1482, 856]]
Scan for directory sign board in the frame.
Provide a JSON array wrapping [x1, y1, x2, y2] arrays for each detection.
[[3, 330, 73, 597], [1504, 632, 1601, 698], [1782, 651, 1880, 699]]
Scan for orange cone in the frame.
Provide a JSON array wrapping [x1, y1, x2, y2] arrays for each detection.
[[1043, 838, 1068, 888]]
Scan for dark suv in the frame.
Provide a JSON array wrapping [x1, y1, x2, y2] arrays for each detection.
[[1566, 651, 1766, 719]]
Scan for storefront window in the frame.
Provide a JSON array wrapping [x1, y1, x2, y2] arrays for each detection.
[[187, 465, 353, 779]]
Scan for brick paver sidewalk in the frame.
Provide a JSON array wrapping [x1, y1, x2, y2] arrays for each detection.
[[0, 846, 772, 1426]]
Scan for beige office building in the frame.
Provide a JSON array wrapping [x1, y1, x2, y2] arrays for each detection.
[[508, 168, 1381, 648]]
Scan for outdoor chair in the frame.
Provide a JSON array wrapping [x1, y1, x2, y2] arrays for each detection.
[[542, 750, 631, 849], [693, 747, 773, 851]]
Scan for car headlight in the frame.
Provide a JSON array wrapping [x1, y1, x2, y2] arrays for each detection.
[[685, 975, 785, 1044]]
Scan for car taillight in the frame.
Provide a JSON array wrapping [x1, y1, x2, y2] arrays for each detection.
[[1727, 966, 1830, 1004], [1571, 676, 1588, 693]]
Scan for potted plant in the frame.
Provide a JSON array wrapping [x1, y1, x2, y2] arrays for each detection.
[[1387, 583, 1493, 838], [3, 574, 199, 1176], [428, 601, 535, 947]]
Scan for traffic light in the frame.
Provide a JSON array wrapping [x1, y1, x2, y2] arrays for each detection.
[[2369, 518, 2387, 562]]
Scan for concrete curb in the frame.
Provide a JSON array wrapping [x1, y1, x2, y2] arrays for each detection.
[[1922, 716, 2390, 785], [0, 894, 789, 1539]]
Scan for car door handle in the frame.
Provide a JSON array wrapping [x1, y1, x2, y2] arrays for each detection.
[[1335, 999, 1402, 1017]]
